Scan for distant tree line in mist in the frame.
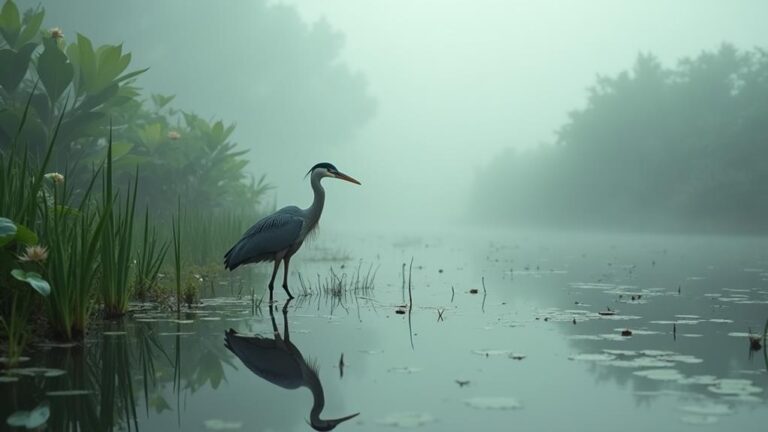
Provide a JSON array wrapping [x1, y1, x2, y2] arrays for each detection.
[[474, 44, 768, 233]]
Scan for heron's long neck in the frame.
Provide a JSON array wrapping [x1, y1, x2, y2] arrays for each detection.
[[305, 173, 325, 228], [307, 370, 326, 425]]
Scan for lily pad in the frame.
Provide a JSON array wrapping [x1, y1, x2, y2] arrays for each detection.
[[633, 368, 685, 381], [463, 397, 522, 410], [46, 390, 92, 396], [6, 403, 49, 429], [204, 419, 243, 430]]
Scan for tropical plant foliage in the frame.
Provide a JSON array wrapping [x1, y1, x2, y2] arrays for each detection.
[[0, 0, 269, 213], [473, 44, 768, 233]]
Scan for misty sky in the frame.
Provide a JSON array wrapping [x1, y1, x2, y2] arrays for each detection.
[[275, 0, 768, 231], [20, 0, 768, 232]]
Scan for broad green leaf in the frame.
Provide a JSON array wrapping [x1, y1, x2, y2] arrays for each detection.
[[37, 38, 73, 103], [78, 82, 118, 111], [0, 0, 21, 46], [93, 44, 125, 92], [76, 33, 96, 93], [14, 223, 37, 245], [0, 217, 17, 246], [17, 9, 42, 46], [10, 269, 51, 296], [0, 42, 36, 92]]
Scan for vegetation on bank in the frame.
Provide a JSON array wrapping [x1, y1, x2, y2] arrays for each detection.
[[473, 45, 768, 233], [0, 0, 268, 363]]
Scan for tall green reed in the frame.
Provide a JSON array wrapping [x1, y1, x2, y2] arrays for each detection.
[[134, 208, 168, 301], [100, 132, 140, 318], [171, 199, 182, 314]]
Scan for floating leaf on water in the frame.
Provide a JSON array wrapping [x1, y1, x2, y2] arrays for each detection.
[[675, 315, 700, 319], [463, 397, 522, 410], [46, 390, 92, 396], [102, 331, 127, 336], [639, 350, 676, 357], [6, 403, 50, 429], [568, 335, 603, 341], [508, 354, 526, 360], [727, 332, 752, 338], [8, 368, 66, 377], [158, 332, 196, 336], [678, 375, 719, 385], [204, 419, 243, 430], [602, 358, 675, 368], [602, 349, 638, 356], [0, 376, 20, 383], [376, 412, 435, 428], [679, 402, 733, 416], [680, 415, 719, 425], [200, 317, 222, 321], [633, 368, 685, 381], [169, 319, 194, 324], [0, 357, 30, 364], [708, 379, 762, 396], [358, 350, 383, 355], [37, 342, 78, 348], [568, 353, 616, 362], [680, 334, 703, 338]]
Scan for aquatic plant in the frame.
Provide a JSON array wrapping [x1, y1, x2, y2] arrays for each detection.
[[99, 135, 139, 318], [171, 200, 183, 314], [134, 208, 168, 301], [296, 261, 378, 298]]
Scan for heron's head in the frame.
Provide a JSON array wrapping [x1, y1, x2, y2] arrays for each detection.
[[306, 162, 361, 185]]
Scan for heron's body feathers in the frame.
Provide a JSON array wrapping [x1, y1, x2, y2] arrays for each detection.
[[224, 207, 305, 270]]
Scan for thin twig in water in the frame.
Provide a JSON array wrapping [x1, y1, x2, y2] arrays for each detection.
[[451, 285, 455, 303], [481, 276, 487, 313], [408, 257, 414, 309]]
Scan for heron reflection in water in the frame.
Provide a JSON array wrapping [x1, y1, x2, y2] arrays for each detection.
[[224, 299, 359, 431]]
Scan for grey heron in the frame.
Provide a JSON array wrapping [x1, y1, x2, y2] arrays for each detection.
[[224, 163, 361, 300], [224, 300, 359, 431]]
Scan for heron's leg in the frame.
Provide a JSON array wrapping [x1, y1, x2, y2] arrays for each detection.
[[282, 298, 293, 342], [268, 260, 280, 303], [268, 301, 279, 336], [282, 256, 294, 299]]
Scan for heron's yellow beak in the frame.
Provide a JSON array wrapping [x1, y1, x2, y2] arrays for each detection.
[[334, 172, 361, 185]]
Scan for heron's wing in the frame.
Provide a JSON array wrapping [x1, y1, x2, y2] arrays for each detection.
[[224, 208, 304, 270]]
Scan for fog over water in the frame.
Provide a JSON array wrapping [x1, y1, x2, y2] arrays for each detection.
[[19, 0, 768, 232]]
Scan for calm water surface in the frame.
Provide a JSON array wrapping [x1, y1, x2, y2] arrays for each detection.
[[2, 229, 768, 431]]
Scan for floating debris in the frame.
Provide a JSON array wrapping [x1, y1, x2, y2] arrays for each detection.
[[455, 380, 470, 387], [204, 419, 243, 430], [463, 397, 522, 410], [620, 329, 632, 337], [0, 357, 30, 364], [102, 331, 127, 336], [0, 376, 20, 383]]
